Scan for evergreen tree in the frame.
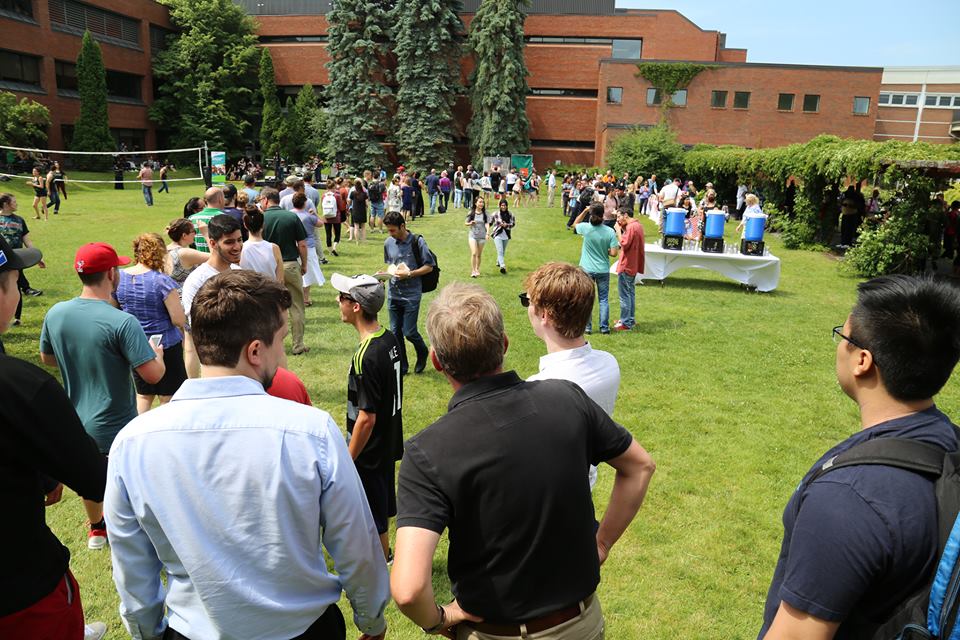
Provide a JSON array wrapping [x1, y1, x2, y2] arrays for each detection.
[[150, 0, 259, 156], [325, 0, 392, 171], [467, 0, 531, 162], [392, 0, 464, 171], [71, 31, 113, 165], [258, 48, 286, 158], [289, 84, 321, 161], [308, 107, 330, 162]]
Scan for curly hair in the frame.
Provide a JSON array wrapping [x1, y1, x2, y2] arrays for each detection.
[[133, 233, 168, 272]]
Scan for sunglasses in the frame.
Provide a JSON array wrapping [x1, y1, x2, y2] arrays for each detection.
[[519, 292, 530, 307], [338, 293, 356, 304]]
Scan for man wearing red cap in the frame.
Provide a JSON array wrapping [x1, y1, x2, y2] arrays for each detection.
[[40, 242, 165, 550]]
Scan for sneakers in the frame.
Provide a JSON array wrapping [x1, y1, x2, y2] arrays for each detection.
[[331, 249, 339, 257], [292, 345, 311, 356], [499, 266, 506, 274], [88, 528, 107, 550], [23, 287, 43, 296], [84, 622, 107, 640], [12, 318, 20, 326], [320, 258, 329, 265], [614, 323, 632, 332]]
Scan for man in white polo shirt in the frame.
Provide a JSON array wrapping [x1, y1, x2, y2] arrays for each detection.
[[524, 261, 620, 489]]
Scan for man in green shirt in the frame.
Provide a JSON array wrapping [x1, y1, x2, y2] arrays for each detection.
[[189, 186, 225, 253], [573, 203, 620, 334], [261, 188, 309, 355], [40, 242, 165, 550]]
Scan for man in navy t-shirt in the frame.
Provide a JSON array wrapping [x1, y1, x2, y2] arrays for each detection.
[[759, 275, 960, 640]]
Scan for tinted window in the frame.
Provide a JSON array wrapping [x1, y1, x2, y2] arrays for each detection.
[[0, 49, 41, 86], [611, 39, 642, 59], [734, 91, 750, 109], [905, 94, 918, 105], [55, 60, 78, 91], [803, 94, 820, 112], [853, 96, 870, 115], [711, 90, 727, 108], [0, 0, 33, 18], [106, 70, 142, 100], [778, 93, 795, 110]]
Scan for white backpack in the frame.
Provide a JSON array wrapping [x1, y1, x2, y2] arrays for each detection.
[[321, 191, 338, 218]]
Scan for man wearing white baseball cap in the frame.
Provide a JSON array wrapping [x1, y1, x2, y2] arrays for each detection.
[[333, 273, 404, 562]]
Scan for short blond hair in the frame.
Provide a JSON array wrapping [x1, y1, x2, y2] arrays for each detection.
[[426, 282, 505, 382], [745, 193, 759, 206], [524, 262, 594, 339]]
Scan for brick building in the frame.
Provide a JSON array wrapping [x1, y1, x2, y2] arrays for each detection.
[[0, 0, 173, 150]]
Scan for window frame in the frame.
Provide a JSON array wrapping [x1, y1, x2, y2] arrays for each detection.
[[852, 96, 870, 115], [606, 86, 623, 104], [710, 90, 727, 108], [802, 94, 821, 113], [777, 93, 795, 111], [646, 87, 661, 106], [733, 91, 750, 110], [0, 49, 42, 87]]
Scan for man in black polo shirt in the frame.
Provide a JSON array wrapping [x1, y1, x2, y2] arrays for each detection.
[[759, 275, 960, 640], [261, 187, 309, 355], [390, 282, 656, 639], [334, 272, 403, 562], [0, 235, 108, 640]]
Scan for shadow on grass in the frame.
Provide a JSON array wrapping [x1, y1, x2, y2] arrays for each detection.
[[632, 318, 687, 334], [644, 276, 795, 297]]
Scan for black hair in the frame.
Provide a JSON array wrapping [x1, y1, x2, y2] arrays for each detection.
[[222, 183, 238, 201], [850, 275, 960, 401], [588, 202, 604, 225], [183, 197, 204, 217], [383, 211, 405, 228], [207, 213, 242, 242], [242, 205, 264, 233]]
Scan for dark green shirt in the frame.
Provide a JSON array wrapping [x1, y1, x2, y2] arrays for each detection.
[[262, 206, 306, 262]]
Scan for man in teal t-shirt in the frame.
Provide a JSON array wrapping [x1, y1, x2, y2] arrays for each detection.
[[574, 203, 620, 334], [40, 242, 164, 550]]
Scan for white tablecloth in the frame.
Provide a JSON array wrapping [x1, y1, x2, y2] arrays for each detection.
[[630, 244, 782, 292]]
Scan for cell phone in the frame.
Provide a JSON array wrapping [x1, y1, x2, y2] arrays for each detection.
[[149, 334, 163, 349]]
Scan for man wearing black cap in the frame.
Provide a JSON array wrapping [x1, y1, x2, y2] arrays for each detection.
[[334, 272, 403, 562], [0, 235, 109, 640], [40, 241, 165, 550]]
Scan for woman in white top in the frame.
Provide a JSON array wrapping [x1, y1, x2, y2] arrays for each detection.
[[240, 205, 283, 282], [465, 197, 491, 278], [387, 176, 402, 214]]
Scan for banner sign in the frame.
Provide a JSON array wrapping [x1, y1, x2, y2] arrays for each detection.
[[211, 151, 226, 184]]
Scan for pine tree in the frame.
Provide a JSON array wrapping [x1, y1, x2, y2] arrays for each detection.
[[467, 0, 531, 162], [259, 47, 285, 158], [71, 31, 113, 167], [392, 0, 464, 172], [325, 0, 392, 171], [150, 0, 259, 156], [289, 84, 321, 161]]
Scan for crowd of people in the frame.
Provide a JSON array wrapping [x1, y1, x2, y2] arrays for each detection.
[[1, 155, 960, 640]]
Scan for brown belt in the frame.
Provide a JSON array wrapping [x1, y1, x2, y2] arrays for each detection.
[[465, 594, 593, 636]]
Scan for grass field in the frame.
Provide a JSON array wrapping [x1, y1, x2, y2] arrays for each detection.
[[4, 174, 959, 639]]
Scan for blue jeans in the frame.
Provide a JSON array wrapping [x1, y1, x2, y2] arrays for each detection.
[[618, 271, 635, 328], [158, 180, 169, 193], [47, 187, 60, 213], [586, 271, 610, 333], [143, 185, 153, 206], [388, 294, 428, 374], [428, 192, 438, 214], [453, 189, 463, 208], [494, 236, 509, 267]]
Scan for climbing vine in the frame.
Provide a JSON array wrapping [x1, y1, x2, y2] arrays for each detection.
[[635, 62, 717, 116]]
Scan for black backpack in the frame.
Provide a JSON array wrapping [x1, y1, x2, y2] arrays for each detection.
[[810, 436, 960, 640], [410, 233, 440, 293], [368, 181, 382, 201], [578, 187, 594, 208]]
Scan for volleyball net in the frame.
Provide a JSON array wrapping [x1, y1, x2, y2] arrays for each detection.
[[0, 144, 207, 185]]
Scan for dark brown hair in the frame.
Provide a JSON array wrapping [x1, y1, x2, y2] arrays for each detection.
[[191, 270, 292, 367], [166, 218, 195, 242]]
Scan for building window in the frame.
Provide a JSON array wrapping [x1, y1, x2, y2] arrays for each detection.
[[671, 89, 687, 106], [891, 94, 904, 105], [0, 49, 41, 87], [0, 0, 33, 19], [802, 94, 820, 113], [733, 91, 750, 109], [105, 70, 142, 101], [55, 60, 78, 91], [529, 88, 598, 98], [526, 36, 611, 45], [939, 95, 952, 107], [711, 90, 727, 108], [111, 128, 145, 150], [606, 86, 623, 104], [905, 94, 918, 105], [150, 24, 174, 57], [853, 96, 870, 115], [777, 93, 794, 111], [611, 39, 642, 59], [879, 93, 891, 105], [529, 139, 595, 150], [646, 88, 661, 106], [48, 0, 141, 47]]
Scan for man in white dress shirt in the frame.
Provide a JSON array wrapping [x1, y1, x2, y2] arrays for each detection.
[[104, 270, 389, 640], [524, 261, 621, 489]]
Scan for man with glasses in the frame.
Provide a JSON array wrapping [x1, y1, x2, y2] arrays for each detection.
[[524, 262, 620, 493], [759, 275, 960, 640], [333, 273, 403, 563]]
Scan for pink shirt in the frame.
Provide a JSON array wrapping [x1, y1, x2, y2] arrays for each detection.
[[616, 219, 645, 276], [138, 167, 154, 187]]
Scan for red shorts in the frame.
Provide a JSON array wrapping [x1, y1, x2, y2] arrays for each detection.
[[0, 571, 85, 640]]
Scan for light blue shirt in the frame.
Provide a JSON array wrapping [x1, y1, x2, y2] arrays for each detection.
[[104, 376, 389, 640], [576, 222, 618, 274]]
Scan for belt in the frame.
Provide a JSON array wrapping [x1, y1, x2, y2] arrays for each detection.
[[465, 594, 593, 636]]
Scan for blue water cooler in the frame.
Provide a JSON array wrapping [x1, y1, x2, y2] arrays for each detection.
[[702, 211, 726, 253], [662, 207, 686, 250], [740, 215, 766, 255]]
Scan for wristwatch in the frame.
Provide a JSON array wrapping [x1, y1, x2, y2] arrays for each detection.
[[421, 603, 446, 634]]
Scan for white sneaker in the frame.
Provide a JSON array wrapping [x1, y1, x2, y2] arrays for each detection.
[[88, 528, 108, 550], [84, 621, 107, 640]]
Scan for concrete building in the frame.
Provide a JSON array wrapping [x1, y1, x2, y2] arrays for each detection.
[[875, 67, 960, 144], [0, 0, 173, 150]]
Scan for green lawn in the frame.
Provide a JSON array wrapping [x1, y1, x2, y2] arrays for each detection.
[[4, 175, 959, 639]]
